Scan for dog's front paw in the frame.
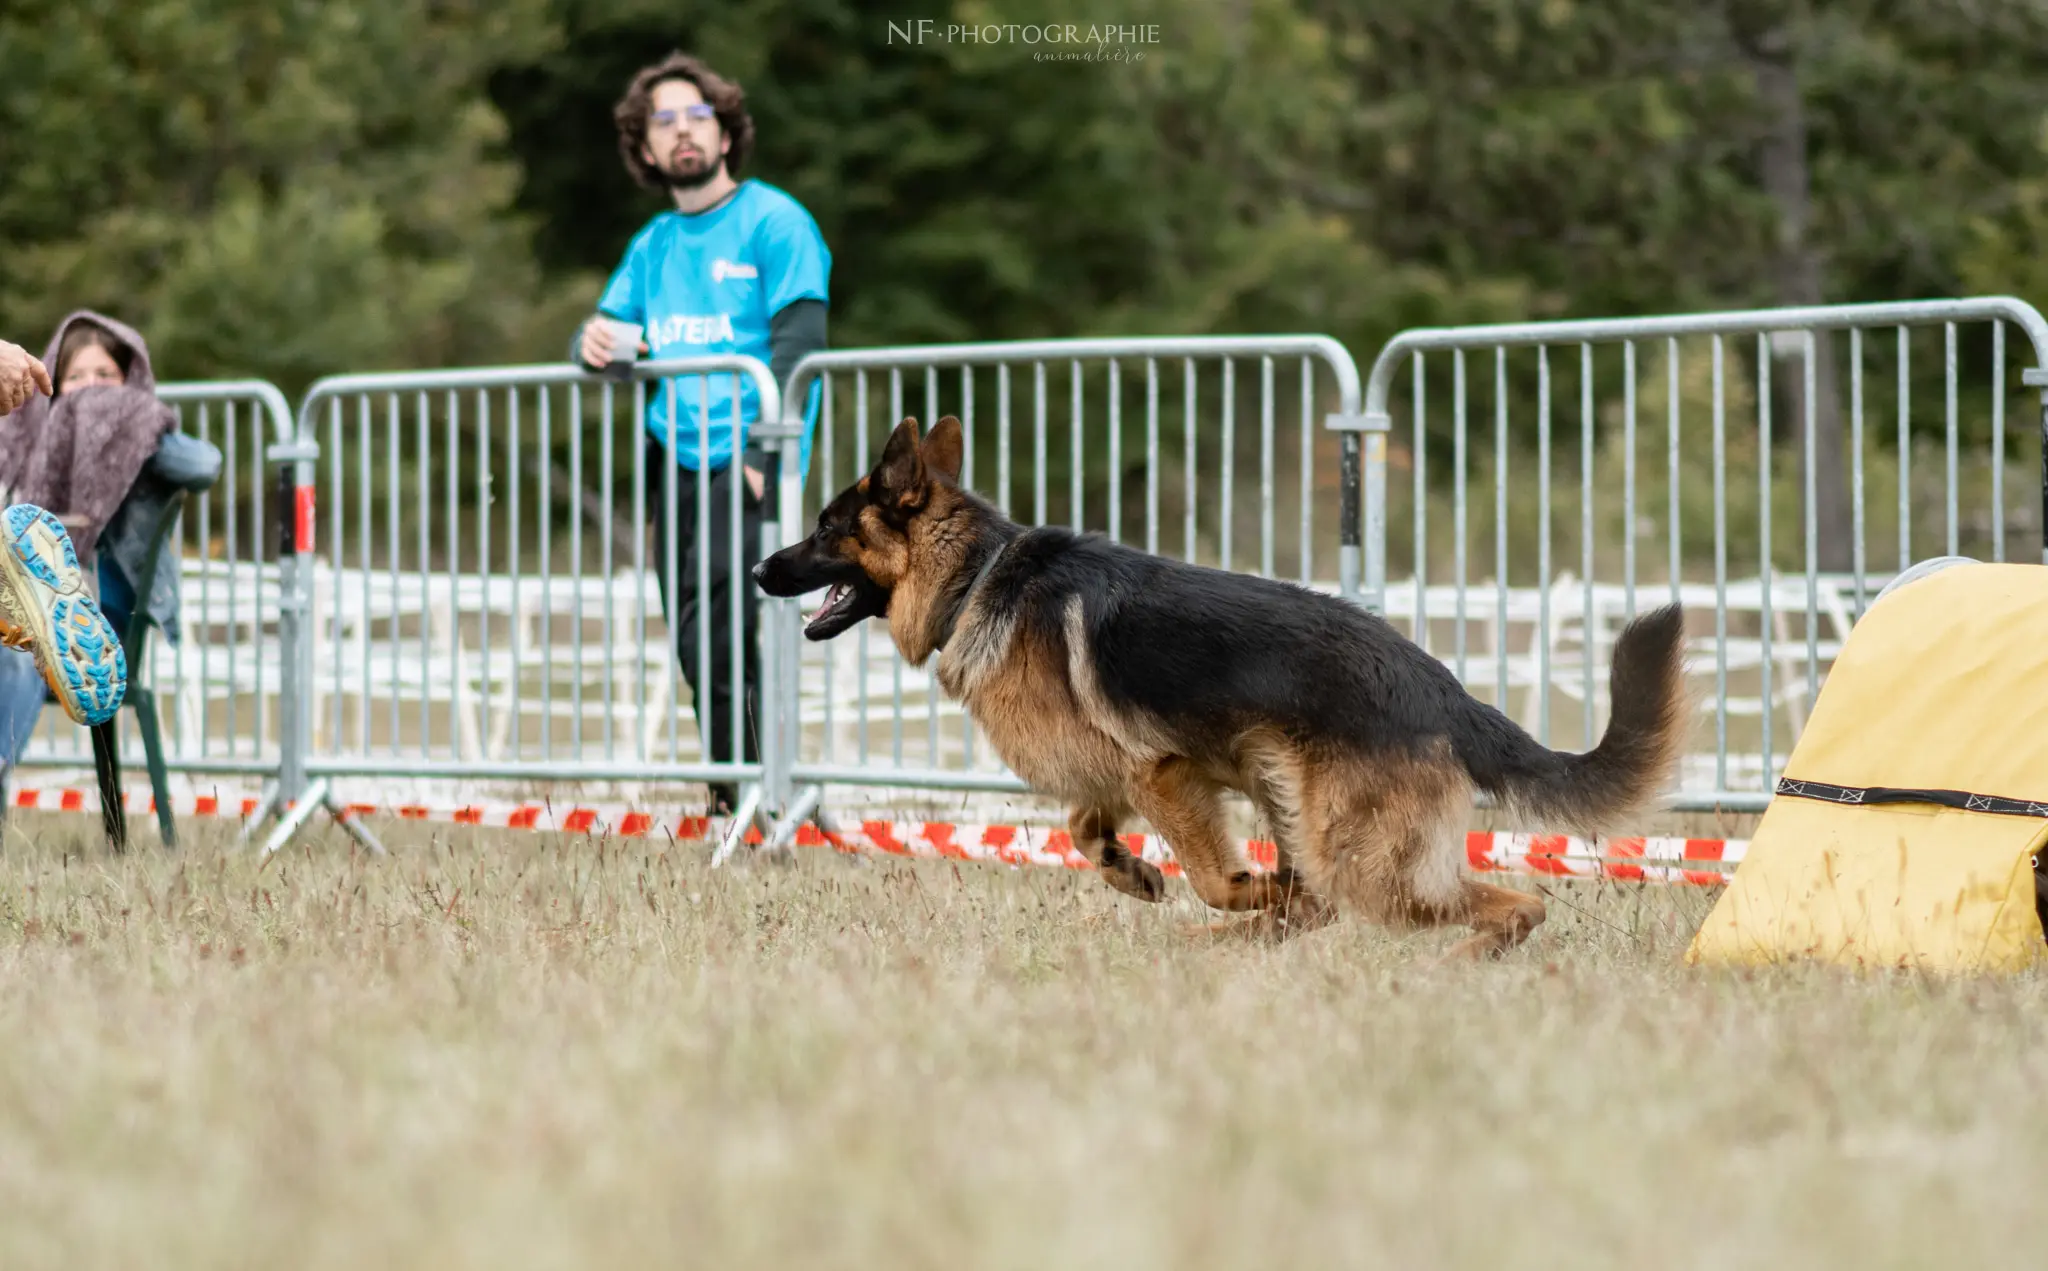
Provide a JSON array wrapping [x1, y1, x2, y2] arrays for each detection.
[[1103, 856, 1166, 903]]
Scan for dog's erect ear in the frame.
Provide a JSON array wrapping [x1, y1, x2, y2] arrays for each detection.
[[922, 415, 963, 484], [872, 416, 928, 512]]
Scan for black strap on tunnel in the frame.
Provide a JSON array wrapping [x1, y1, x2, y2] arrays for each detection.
[[1775, 777, 2048, 820]]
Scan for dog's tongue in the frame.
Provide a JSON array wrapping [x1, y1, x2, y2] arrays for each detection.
[[806, 583, 851, 634]]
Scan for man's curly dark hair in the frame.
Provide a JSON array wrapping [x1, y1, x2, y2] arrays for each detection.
[[614, 51, 756, 188]]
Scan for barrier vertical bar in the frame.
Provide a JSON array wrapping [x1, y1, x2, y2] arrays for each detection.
[[1898, 327, 1911, 570], [1260, 355, 1275, 578], [1579, 342, 1594, 750], [1494, 348, 1509, 711], [1299, 359, 1313, 583], [1623, 340, 1637, 621], [1412, 352, 1427, 650], [275, 438, 310, 823], [1454, 350, 1469, 682], [1184, 360, 1197, 562], [1340, 385, 1361, 603], [1757, 335, 1773, 782], [1363, 374, 1387, 616], [1537, 345, 1551, 746], [1147, 358, 1160, 558], [1712, 335, 1728, 794], [1109, 359, 1122, 544], [1850, 330, 1866, 610], [1222, 359, 1235, 572], [1802, 332, 1820, 722], [2024, 365, 2048, 565], [1945, 323, 1960, 557], [1993, 322, 2006, 562], [1070, 361, 1083, 532], [1668, 338, 1681, 611]]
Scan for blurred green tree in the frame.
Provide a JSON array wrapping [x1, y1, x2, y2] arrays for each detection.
[[0, 0, 589, 393]]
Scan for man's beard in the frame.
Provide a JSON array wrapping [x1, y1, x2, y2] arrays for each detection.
[[660, 144, 722, 191]]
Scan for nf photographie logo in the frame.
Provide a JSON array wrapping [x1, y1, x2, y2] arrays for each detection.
[[887, 19, 1161, 62]]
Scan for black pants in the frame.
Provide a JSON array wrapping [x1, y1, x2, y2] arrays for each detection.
[[648, 443, 770, 812]]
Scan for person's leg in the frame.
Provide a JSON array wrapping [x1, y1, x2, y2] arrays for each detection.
[[690, 460, 765, 813], [697, 457, 766, 772], [0, 645, 48, 831], [97, 432, 218, 653], [650, 446, 764, 815], [146, 431, 225, 491], [96, 554, 135, 646]]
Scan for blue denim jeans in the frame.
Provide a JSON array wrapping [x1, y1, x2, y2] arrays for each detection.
[[0, 644, 43, 792]]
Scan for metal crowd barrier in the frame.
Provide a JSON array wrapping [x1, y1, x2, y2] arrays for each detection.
[[256, 356, 786, 856], [17, 380, 295, 783], [1341, 297, 2048, 811]]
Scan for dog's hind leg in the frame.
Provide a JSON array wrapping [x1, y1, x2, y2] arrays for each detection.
[[1367, 880, 1546, 962], [1295, 753, 1540, 958], [1184, 883, 1341, 945], [1130, 757, 1299, 913], [1068, 804, 1165, 903], [1429, 881, 1548, 961], [1219, 767, 1338, 942]]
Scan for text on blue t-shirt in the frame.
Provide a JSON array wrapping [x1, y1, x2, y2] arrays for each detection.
[[596, 179, 831, 476]]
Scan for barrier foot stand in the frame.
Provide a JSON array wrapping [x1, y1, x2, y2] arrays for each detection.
[[234, 780, 281, 849], [763, 784, 824, 852], [709, 784, 766, 870], [330, 797, 389, 858], [257, 780, 326, 858], [255, 778, 387, 859], [810, 802, 861, 861]]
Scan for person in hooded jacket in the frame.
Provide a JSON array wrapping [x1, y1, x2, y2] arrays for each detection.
[[0, 312, 218, 812]]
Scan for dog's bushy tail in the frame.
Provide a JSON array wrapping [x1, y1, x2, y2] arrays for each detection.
[[1451, 603, 1692, 835]]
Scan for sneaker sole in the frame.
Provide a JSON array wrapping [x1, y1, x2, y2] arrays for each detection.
[[0, 505, 127, 726]]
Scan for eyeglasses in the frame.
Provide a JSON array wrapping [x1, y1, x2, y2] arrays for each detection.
[[649, 103, 717, 132]]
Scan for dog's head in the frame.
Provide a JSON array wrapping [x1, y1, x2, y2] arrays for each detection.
[[752, 413, 965, 641]]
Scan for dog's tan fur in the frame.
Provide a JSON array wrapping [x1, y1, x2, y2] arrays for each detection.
[[794, 415, 1684, 958]]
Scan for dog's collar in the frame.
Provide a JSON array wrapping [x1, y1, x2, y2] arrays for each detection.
[[932, 538, 1011, 652]]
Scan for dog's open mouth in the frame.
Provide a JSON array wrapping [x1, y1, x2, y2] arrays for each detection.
[[806, 582, 857, 636]]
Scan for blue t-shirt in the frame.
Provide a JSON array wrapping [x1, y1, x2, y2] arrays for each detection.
[[596, 180, 831, 475]]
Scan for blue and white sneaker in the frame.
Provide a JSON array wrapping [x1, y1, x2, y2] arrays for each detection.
[[0, 504, 126, 726]]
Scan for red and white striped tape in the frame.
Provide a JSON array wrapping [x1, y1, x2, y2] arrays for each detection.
[[750, 821, 1742, 886], [10, 786, 270, 820], [9, 785, 1743, 885]]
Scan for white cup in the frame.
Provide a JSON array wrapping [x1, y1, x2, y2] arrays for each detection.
[[603, 319, 644, 363]]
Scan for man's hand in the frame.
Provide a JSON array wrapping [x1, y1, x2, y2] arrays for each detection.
[[744, 465, 764, 501], [0, 340, 52, 415], [578, 317, 648, 370]]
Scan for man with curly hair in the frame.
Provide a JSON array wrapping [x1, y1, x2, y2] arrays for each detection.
[[573, 51, 832, 816]]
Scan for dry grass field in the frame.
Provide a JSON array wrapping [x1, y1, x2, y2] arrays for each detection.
[[0, 810, 2043, 1270]]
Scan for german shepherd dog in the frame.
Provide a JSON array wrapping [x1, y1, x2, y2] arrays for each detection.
[[754, 415, 1692, 958]]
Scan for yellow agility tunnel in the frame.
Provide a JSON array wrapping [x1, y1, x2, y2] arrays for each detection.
[[1687, 561, 2048, 973]]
